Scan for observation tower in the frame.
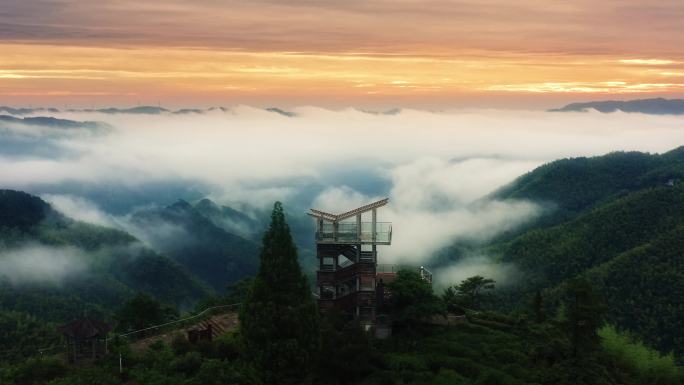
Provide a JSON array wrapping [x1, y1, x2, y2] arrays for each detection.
[[308, 198, 392, 328]]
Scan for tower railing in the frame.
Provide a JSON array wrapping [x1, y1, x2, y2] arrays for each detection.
[[315, 222, 392, 244]]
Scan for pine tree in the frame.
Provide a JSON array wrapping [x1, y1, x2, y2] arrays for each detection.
[[563, 278, 605, 359], [533, 289, 545, 323], [239, 202, 318, 385], [455, 275, 495, 310]]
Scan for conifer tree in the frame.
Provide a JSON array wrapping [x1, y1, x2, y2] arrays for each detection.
[[533, 289, 546, 323], [563, 278, 605, 359], [239, 202, 318, 385]]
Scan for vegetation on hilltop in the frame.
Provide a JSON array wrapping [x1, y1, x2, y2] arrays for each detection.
[[0, 190, 211, 361], [239, 202, 318, 385], [130, 199, 259, 291]]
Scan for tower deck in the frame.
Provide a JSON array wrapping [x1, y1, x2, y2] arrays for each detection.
[[309, 198, 391, 327]]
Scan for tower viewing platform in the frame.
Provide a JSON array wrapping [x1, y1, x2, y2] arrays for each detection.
[[309, 198, 392, 327], [310, 198, 392, 245]]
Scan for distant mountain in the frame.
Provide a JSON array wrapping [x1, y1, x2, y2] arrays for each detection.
[[89, 106, 169, 114], [192, 198, 318, 277], [265, 107, 296, 117], [0, 107, 59, 115], [173, 108, 204, 114], [0, 190, 211, 322], [130, 200, 260, 291], [550, 97, 684, 114], [193, 198, 262, 239], [0, 190, 51, 229], [0, 115, 107, 130], [359, 108, 402, 115], [0, 105, 306, 116]]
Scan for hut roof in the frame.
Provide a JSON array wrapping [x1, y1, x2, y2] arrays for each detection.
[[58, 317, 112, 339]]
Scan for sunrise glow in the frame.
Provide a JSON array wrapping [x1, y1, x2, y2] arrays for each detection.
[[2, 1, 684, 107]]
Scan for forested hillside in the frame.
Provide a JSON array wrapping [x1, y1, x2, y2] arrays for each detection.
[[0, 190, 211, 360], [2, 202, 681, 385], [492, 148, 684, 233], [130, 200, 260, 291], [484, 148, 684, 358]]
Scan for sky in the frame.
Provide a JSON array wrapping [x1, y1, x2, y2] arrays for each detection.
[[2, 0, 684, 108]]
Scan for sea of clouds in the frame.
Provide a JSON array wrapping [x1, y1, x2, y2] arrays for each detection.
[[2, 106, 684, 286]]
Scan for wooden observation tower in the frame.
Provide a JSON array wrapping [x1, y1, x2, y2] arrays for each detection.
[[308, 198, 392, 328]]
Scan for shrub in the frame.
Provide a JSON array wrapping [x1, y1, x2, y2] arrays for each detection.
[[9, 358, 67, 385], [599, 325, 683, 384], [433, 369, 468, 385], [172, 351, 202, 376], [170, 333, 192, 356], [215, 332, 240, 361], [385, 353, 428, 372]]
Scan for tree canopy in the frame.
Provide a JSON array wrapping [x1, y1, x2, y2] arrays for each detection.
[[238, 202, 318, 385], [443, 275, 496, 311], [387, 268, 444, 328]]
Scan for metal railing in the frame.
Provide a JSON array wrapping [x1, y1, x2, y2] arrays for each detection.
[[0, 303, 243, 367], [110, 303, 241, 342], [316, 222, 392, 243]]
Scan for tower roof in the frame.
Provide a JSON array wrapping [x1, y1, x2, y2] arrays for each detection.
[[308, 198, 389, 222], [58, 317, 112, 339]]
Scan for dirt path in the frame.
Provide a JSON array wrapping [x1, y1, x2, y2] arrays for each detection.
[[130, 312, 239, 353]]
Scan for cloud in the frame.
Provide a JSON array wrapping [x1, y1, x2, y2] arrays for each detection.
[[432, 256, 521, 290], [2, 106, 684, 279], [3, 107, 684, 197], [2, 0, 684, 60], [0, 244, 88, 285], [42, 194, 118, 227], [311, 184, 542, 265]]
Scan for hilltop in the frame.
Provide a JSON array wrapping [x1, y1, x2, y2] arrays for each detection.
[[477, 147, 684, 357], [550, 98, 684, 115]]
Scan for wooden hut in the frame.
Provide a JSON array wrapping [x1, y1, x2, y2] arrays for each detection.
[[58, 317, 111, 363]]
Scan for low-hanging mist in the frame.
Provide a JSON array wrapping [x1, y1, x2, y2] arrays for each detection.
[[0, 244, 88, 285], [3, 107, 684, 286]]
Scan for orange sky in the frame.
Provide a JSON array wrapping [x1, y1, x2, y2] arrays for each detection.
[[2, 0, 684, 108]]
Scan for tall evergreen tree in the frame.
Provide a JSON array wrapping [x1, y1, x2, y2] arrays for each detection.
[[533, 289, 546, 323], [563, 278, 605, 359], [239, 202, 318, 385]]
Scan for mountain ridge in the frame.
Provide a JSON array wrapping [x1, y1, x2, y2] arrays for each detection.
[[550, 97, 684, 114]]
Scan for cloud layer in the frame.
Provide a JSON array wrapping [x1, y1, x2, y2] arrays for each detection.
[[3, 107, 684, 285], [0, 245, 88, 285]]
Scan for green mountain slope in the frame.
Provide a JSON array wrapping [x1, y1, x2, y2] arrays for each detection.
[[503, 185, 684, 286], [582, 225, 684, 357], [130, 200, 260, 291], [492, 148, 684, 231], [488, 151, 684, 357], [0, 190, 211, 329], [193, 198, 261, 240]]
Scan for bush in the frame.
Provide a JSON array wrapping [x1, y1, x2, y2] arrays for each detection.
[[490, 348, 526, 365], [385, 353, 428, 372], [599, 325, 683, 384], [215, 332, 241, 361], [170, 333, 192, 356], [476, 369, 524, 385], [189, 359, 261, 385], [172, 351, 202, 376], [8, 358, 67, 385], [46, 367, 120, 385], [433, 369, 469, 385], [444, 357, 482, 378]]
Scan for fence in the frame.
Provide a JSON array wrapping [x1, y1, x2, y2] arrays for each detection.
[[0, 303, 242, 364]]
